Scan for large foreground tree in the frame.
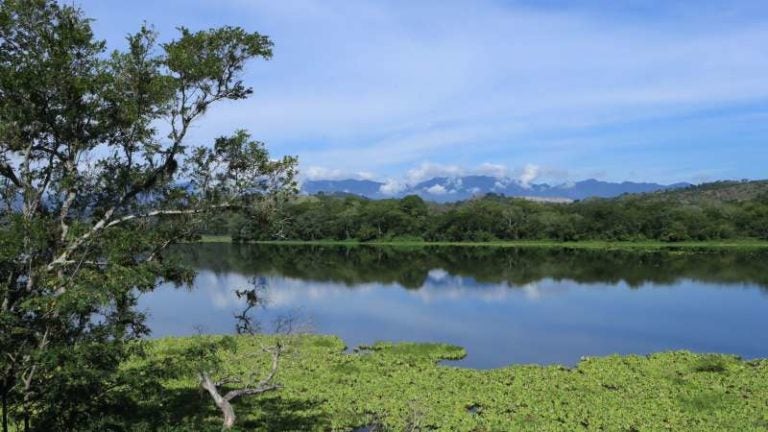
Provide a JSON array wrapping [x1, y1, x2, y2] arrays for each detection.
[[0, 1, 296, 430]]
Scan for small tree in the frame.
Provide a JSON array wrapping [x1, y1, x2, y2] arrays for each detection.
[[0, 1, 296, 429], [196, 282, 299, 430]]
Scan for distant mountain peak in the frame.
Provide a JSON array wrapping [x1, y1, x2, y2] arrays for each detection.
[[301, 175, 690, 202]]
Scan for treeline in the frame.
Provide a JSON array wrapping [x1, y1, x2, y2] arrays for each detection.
[[205, 191, 768, 242]]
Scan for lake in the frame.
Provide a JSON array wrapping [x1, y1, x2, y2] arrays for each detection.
[[140, 244, 768, 368]]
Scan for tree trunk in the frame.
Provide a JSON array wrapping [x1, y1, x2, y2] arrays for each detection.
[[200, 373, 237, 430], [217, 398, 237, 430]]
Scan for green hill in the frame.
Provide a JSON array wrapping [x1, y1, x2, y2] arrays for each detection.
[[631, 180, 768, 204]]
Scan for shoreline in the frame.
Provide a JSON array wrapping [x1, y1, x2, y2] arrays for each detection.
[[197, 235, 768, 250]]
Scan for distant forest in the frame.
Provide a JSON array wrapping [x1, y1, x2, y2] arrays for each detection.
[[205, 181, 768, 242]]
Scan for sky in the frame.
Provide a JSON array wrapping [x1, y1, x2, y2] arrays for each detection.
[[74, 0, 768, 185]]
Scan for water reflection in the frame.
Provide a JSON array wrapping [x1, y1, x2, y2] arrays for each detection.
[[139, 244, 768, 368]]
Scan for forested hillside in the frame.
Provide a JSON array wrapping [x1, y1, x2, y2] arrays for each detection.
[[205, 180, 768, 242], [637, 180, 768, 204]]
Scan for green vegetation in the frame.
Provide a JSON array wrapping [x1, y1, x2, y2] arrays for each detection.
[[119, 335, 768, 431], [205, 182, 768, 243], [0, 1, 295, 430], [649, 180, 768, 203], [200, 234, 768, 249], [1, 1, 766, 430]]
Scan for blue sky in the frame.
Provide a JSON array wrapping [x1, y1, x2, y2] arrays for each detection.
[[75, 0, 768, 185]]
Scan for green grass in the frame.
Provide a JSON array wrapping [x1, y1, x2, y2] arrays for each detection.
[[198, 235, 768, 250], [131, 335, 768, 431], [197, 234, 234, 243]]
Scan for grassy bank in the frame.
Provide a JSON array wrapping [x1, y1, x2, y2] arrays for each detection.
[[198, 235, 768, 250], [132, 335, 768, 431]]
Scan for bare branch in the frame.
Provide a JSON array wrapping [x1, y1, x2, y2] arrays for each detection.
[[0, 162, 21, 188], [47, 204, 232, 271]]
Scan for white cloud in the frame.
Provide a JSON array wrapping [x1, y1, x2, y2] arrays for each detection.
[[518, 164, 541, 188], [406, 162, 464, 183], [427, 268, 449, 281], [398, 162, 515, 183], [425, 184, 448, 195], [379, 179, 407, 195], [300, 162, 572, 188]]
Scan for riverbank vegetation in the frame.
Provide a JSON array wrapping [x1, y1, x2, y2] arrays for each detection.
[[201, 235, 768, 250], [116, 335, 768, 431], [204, 181, 768, 243]]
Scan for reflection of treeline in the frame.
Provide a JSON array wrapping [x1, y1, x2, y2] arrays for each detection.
[[203, 192, 768, 243], [172, 244, 768, 290]]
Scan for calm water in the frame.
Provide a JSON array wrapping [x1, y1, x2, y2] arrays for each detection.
[[139, 244, 768, 368]]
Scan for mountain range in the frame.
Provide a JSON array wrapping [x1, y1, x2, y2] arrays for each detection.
[[302, 176, 691, 202]]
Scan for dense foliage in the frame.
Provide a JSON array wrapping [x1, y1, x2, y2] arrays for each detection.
[[215, 185, 768, 242], [0, 1, 294, 430], [124, 335, 768, 431]]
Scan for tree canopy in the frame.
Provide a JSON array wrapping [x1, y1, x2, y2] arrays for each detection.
[[217, 191, 768, 243], [0, 1, 296, 429]]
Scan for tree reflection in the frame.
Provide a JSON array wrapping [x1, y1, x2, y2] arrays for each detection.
[[169, 244, 768, 291]]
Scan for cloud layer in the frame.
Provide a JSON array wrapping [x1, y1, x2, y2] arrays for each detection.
[[80, 0, 768, 183]]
